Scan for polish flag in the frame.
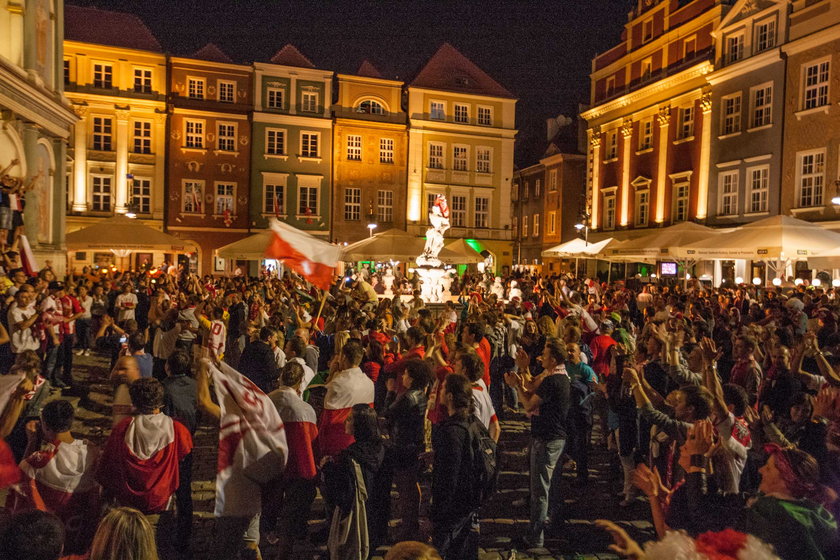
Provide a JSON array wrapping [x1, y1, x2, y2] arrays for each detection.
[[316, 366, 374, 459], [207, 360, 288, 517], [96, 413, 193, 514], [19, 235, 38, 277], [269, 387, 318, 481], [265, 219, 340, 290], [0, 440, 21, 489]]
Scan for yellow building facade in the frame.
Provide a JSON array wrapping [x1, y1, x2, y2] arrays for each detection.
[[406, 44, 517, 271]]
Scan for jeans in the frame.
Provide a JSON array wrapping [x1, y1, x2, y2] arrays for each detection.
[[76, 319, 91, 349], [529, 436, 566, 545]]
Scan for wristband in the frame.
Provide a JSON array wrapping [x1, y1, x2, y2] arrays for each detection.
[[689, 454, 708, 468]]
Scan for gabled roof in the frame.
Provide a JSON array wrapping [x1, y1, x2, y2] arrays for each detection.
[[191, 43, 234, 64], [65, 5, 162, 52], [356, 60, 384, 79], [269, 44, 316, 68], [410, 42, 514, 99]]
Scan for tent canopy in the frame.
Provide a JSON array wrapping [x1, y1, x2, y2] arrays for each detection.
[[603, 222, 719, 261], [676, 215, 840, 260], [214, 230, 274, 260], [542, 237, 613, 258], [65, 214, 193, 252], [341, 228, 463, 263], [441, 238, 484, 264]]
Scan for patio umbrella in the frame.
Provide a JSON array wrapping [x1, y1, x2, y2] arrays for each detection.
[[341, 228, 462, 263], [215, 230, 274, 260], [541, 237, 614, 258], [65, 214, 194, 252], [440, 238, 484, 264]]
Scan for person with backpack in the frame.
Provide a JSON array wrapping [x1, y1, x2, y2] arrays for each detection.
[[505, 337, 571, 548], [565, 341, 598, 484]]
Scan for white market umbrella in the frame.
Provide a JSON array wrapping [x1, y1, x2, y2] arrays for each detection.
[[340, 228, 463, 263], [215, 230, 274, 260], [541, 237, 614, 258]]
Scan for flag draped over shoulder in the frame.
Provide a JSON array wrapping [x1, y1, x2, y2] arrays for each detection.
[[265, 219, 340, 289], [0, 373, 24, 416], [207, 360, 288, 517]]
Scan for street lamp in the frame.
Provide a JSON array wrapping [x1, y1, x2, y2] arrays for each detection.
[[367, 223, 377, 237], [832, 180, 840, 205]]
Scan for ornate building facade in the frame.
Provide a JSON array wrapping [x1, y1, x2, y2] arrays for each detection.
[[511, 163, 545, 269], [0, 0, 76, 271]]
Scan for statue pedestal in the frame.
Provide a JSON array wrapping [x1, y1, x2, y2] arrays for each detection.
[[415, 266, 446, 303]]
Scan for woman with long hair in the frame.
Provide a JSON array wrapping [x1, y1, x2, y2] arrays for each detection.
[[88, 507, 158, 560]]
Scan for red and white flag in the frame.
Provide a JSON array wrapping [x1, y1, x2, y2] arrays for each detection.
[[265, 219, 340, 290], [19, 235, 38, 277], [317, 366, 374, 459], [207, 360, 288, 517]]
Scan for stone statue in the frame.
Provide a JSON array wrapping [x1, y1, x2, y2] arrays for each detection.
[[416, 195, 450, 267], [490, 276, 505, 299]]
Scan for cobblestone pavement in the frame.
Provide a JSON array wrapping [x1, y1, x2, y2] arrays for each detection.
[[37, 353, 654, 559]]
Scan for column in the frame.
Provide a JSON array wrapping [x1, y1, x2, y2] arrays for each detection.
[[714, 259, 722, 287], [620, 118, 633, 227], [655, 105, 671, 224], [114, 109, 130, 213], [696, 93, 712, 220], [72, 105, 88, 211], [588, 129, 601, 230]]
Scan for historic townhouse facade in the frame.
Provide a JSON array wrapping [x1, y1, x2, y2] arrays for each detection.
[[511, 163, 545, 268], [0, 0, 76, 271], [780, 0, 840, 224], [707, 0, 789, 227], [582, 0, 729, 238], [166, 44, 252, 274], [406, 43, 517, 269], [540, 144, 587, 273], [332, 61, 408, 243], [250, 45, 333, 238], [64, 5, 167, 268]]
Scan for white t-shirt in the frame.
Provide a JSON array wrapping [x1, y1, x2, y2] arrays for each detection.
[[471, 379, 497, 430], [8, 303, 39, 353], [115, 292, 138, 322]]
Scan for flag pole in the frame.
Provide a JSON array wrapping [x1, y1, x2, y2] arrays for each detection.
[[312, 288, 328, 332]]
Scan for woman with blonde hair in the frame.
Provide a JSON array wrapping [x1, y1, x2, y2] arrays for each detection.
[[88, 507, 159, 560], [385, 541, 443, 560]]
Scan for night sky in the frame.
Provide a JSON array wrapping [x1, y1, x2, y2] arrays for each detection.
[[69, 0, 631, 165]]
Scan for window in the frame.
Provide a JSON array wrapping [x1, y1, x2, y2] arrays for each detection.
[[726, 33, 744, 64], [301, 133, 319, 158], [130, 177, 151, 214], [91, 176, 112, 212], [63, 59, 70, 85], [301, 90, 318, 113], [722, 94, 742, 135], [298, 186, 319, 215], [802, 59, 830, 110], [132, 121, 151, 154], [720, 171, 739, 216], [357, 100, 384, 114], [523, 182, 529, 200], [346, 135, 362, 161], [533, 214, 540, 237], [428, 143, 444, 169], [678, 106, 694, 139], [798, 150, 825, 207], [548, 211, 556, 234], [639, 118, 653, 150], [379, 138, 394, 163], [535, 179, 541, 197], [755, 19, 776, 52], [636, 190, 650, 227], [218, 81, 235, 103], [344, 188, 361, 221], [684, 36, 697, 58], [451, 195, 466, 227], [264, 183, 285, 215], [751, 84, 773, 128], [512, 216, 518, 238], [673, 182, 689, 222], [477, 106, 492, 126], [454, 104, 469, 123], [185, 120, 204, 149], [266, 88, 285, 109], [548, 169, 558, 191], [217, 123, 236, 152], [475, 197, 489, 228], [606, 130, 618, 159], [641, 58, 652, 81], [430, 101, 445, 120], [182, 181, 203, 214], [93, 63, 112, 88], [476, 148, 491, 173], [522, 214, 528, 237], [606, 76, 616, 96], [266, 129, 285, 155], [603, 193, 616, 229], [377, 190, 394, 223], [133, 68, 152, 93], [427, 193, 442, 214], [92, 117, 112, 151], [215, 183, 235, 215], [188, 78, 205, 100], [748, 166, 769, 213], [453, 146, 468, 171], [643, 19, 653, 43]]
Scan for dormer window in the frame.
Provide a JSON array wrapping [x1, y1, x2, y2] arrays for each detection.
[[455, 76, 470, 87], [726, 32, 745, 64], [356, 100, 384, 115]]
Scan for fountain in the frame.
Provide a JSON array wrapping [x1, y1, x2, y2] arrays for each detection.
[[415, 195, 451, 303]]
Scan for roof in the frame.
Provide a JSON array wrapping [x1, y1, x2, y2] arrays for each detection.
[[191, 43, 234, 64], [410, 42, 514, 99], [356, 60, 384, 79], [64, 5, 162, 52], [269, 44, 315, 68]]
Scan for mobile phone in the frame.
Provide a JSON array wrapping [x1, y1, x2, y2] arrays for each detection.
[[119, 335, 127, 344]]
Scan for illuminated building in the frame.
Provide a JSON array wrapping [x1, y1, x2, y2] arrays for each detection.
[[332, 61, 407, 243], [406, 43, 517, 271], [511, 163, 545, 270], [166, 44, 252, 274]]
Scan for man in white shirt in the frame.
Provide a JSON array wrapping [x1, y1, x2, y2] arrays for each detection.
[[8, 285, 39, 355], [74, 285, 93, 356], [285, 337, 315, 389], [115, 283, 138, 323]]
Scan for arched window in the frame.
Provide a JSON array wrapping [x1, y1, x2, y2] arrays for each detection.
[[356, 99, 385, 115]]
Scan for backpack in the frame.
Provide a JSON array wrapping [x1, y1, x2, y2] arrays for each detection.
[[466, 416, 498, 509]]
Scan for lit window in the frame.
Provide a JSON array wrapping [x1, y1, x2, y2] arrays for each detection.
[[755, 19, 776, 52], [379, 138, 394, 164], [720, 171, 739, 216], [453, 146, 468, 171], [751, 85, 772, 128], [802, 59, 830, 110], [454, 104, 469, 123], [132, 121, 151, 154], [301, 91, 318, 113], [798, 150, 825, 207], [533, 213, 540, 237], [451, 195, 466, 227], [607, 130, 618, 159], [344, 188, 361, 221], [92, 117, 112, 151], [266, 129, 285, 155], [347, 135, 362, 161], [428, 143, 444, 169], [476, 148, 491, 173], [726, 33, 744, 64], [217, 123, 236, 152], [678, 106, 694, 139], [522, 214, 528, 237], [477, 106, 492, 126], [130, 177, 151, 214], [357, 100, 384, 114], [298, 186, 319, 215], [748, 166, 768, 213], [635, 190, 649, 227], [430, 101, 445, 120], [264, 183, 285, 215], [219, 81, 236, 103], [475, 197, 489, 228], [266, 88, 285, 109], [215, 183, 235, 215], [603, 194, 616, 229], [133, 68, 152, 93], [91, 176, 112, 212], [377, 190, 394, 223], [548, 169, 558, 191], [64, 59, 71, 85], [535, 179, 541, 197], [185, 120, 204, 149], [301, 133, 319, 158], [188, 78, 205, 99], [548, 211, 556, 234], [93, 63, 112, 88], [639, 118, 653, 150], [673, 183, 689, 222], [722, 94, 742, 135], [182, 181, 203, 214]]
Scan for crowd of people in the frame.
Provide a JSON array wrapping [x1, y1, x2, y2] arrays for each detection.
[[0, 260, 838, 560]]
